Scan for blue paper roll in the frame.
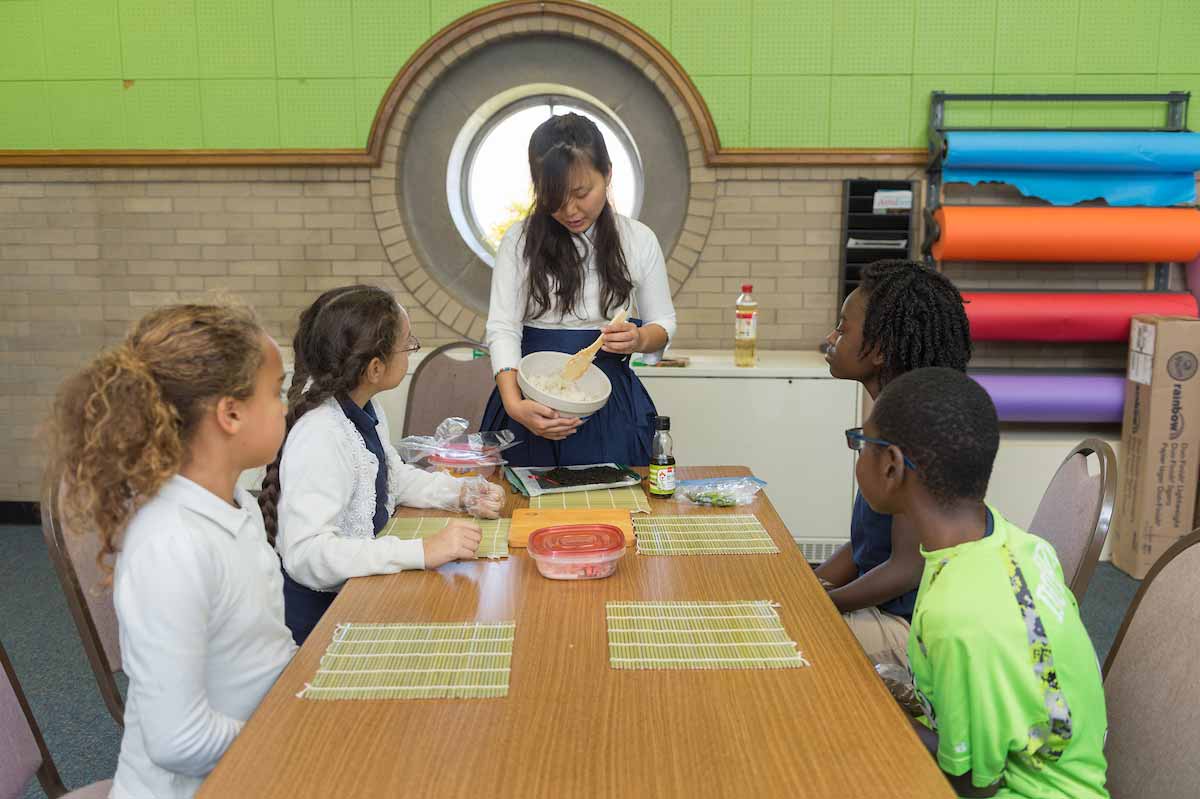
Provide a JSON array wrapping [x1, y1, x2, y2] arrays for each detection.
[[943, 131, 1200, 206]]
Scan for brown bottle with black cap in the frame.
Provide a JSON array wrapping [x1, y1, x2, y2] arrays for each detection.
[[647, 415, 676, 498]]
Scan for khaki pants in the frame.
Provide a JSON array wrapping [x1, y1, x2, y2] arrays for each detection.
[[842, 607, 911, 669]]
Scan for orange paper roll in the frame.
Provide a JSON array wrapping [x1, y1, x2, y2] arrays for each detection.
[[932, 206, 1200, 263]]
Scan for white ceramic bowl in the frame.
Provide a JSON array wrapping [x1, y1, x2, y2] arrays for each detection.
[[517, 351, 612, 418]]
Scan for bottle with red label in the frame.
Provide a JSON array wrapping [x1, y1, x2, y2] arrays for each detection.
[[735, 283, 758, 367]]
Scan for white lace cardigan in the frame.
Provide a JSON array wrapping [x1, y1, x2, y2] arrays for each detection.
[[275, 397, 462, 592]]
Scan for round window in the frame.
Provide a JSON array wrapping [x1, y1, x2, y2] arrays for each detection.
[[447, 87, 644, 265]]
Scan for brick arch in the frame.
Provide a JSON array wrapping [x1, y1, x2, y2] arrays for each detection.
[[367, 0, 715, 341]]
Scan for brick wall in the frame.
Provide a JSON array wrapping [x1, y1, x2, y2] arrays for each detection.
[[4, 160, 1150, 499]]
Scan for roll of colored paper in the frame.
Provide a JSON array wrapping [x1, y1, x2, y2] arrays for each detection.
[[944, 132, 1200, 173], [963, 291, 1199, 342], [932, 206, 1200, 263], [944, 132, 1200, 207], [1188, 255, 1200, 308], [971, 372, 1126, 424]]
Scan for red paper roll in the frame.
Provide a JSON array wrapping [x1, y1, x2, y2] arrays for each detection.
[[932, 206, 1200, 263], [963, 292, 1199, 341]]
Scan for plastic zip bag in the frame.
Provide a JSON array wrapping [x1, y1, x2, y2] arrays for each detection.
[[676, 476, 767, 507]]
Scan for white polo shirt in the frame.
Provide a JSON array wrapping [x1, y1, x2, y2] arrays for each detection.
[[111, 475, 296, 799], [485, 213, 678, 373]]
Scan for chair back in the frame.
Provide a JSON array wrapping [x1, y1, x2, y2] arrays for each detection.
[[1102, 529, 1200, 799], [40, 479, 124, 726], [0, 640, 66, 799], [1028, 439, 1117, 602], [402, 342, 494, 437]]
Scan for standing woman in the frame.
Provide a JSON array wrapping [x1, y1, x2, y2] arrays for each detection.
[[483, 113, 676, 467]]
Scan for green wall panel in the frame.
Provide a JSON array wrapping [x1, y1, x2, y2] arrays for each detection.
[[275, 0, 354, 78], [120, 0, 199, 79], [594, 1, 672, 49], [832, 0, 914, 75], [2, 0, 1196, 151], [200, 79, 279, 147], [196, 0, 276, 78], [751, 76, 830, 147], [1076, 0, 1160, 75], [694, 76, 750, 147], [48, 81, 126, 148], [124, 80, 203, 148], [0, 1, 46, 81], [353, 0, 430, 77], [0, 83, 50, 148], [672, 0, 752, 76], [1158, 0, 1200, 74], [830, 76, 910, 146], [751, 0, 831, 75], [431, 0, 485, 32], [355, 76, 393, 144], [994, 0, 1079, 74], [278, 79, 358, 147], [912, 0, 996, 75], [42, 0, 122, 80]]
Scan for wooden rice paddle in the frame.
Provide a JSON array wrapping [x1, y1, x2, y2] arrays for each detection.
[[560, 309, 627, 382]]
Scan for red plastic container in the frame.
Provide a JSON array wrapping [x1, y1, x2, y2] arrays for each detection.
[[527, 524, 626, 580]]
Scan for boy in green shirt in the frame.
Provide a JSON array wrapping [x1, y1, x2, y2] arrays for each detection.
[[852, 367, 1109, 799]]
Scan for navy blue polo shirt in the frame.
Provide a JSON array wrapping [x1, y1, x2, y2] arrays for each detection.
[[336, 396, 390, 536]]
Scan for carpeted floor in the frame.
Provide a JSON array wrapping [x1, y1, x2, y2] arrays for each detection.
[[1, 523, 1142, 798]]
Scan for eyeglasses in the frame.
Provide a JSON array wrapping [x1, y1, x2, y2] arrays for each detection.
[[396, 334, 421, 354], [844, 427, 916, 470]]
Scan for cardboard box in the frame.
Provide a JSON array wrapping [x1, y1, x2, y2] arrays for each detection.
[[1112, 315, 1200, 579]]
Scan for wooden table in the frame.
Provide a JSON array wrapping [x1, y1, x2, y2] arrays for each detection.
[[199, 467, 953, 799]]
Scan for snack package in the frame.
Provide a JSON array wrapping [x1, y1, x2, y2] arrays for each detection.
[[676, 476, 767, 507]]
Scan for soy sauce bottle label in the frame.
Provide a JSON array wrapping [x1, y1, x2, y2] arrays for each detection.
[[649, 462, 676, 496]]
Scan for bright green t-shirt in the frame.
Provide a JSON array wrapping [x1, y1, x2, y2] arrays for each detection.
[[907, 507, 1109, 799]]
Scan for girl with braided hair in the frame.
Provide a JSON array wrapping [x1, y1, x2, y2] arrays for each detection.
[[47, 303, 296, 798], [261, 285, 503, 645], [814, 259, 972, 669]]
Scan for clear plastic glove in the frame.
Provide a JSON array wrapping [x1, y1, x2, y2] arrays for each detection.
[[875, 663, 925, 717], [460, 476, 504, 519], [422, 519, 482, 567]]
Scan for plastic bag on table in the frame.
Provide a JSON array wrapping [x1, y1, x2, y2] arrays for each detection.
[[676, 476, 767, 507], [397, 417, 518, 477], [875, 663, 924, 717]]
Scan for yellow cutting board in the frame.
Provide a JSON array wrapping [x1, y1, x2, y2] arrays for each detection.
[[509, 508, 634, 548]]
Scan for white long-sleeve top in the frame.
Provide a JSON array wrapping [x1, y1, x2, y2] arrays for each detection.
[[111, 475, 296, 799], [485, 213, 678, 373], [275, 397, 463, 591]]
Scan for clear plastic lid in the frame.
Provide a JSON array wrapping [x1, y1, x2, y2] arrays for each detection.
[[527, 524, 625, 560]]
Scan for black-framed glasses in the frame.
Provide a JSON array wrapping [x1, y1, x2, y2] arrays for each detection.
[[845, 427, 917, 470], [397, 334, 421, 354]]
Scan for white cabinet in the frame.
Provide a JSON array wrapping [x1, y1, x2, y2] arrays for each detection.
[[639, 372, 858, 550]]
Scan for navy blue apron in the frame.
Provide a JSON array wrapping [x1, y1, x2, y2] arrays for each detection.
[[481, 325, 658, 468]]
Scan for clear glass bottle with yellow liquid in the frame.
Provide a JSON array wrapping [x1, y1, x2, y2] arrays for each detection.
[[734, 283, 758, 367]]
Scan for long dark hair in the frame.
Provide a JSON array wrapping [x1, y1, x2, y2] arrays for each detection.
[[258, 285, 404, 544], [521, 112, 632, 320]]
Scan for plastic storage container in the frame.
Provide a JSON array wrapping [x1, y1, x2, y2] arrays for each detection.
[[527, 524, 626, 580]]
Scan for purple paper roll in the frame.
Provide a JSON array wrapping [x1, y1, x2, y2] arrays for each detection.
[[970, 372, 1125, 424]]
